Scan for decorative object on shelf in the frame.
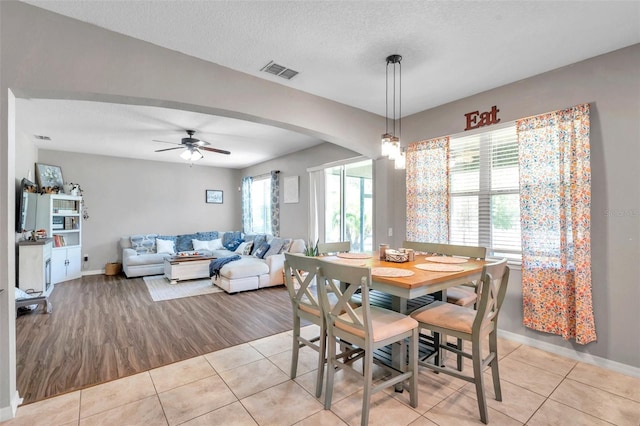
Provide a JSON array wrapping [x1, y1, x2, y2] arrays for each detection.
[[380, 54, 406, 170], [66, 182, 83, 197], [205, 189, 223, 204], [35, 163, 64, 193]]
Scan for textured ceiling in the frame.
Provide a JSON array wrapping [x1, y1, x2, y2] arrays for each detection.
[[17, 0, 640, 168]]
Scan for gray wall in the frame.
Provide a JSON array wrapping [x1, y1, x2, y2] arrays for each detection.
[[37, 150, 241, 271], [395, 44, 640, 368]]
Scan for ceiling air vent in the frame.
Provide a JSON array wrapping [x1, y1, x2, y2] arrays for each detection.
[[260, 60, 299, 80]]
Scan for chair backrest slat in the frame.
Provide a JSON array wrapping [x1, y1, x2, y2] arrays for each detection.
[[473, 259, 509, 330], [402, 241, 441, 254], [317, 241, 351, 255], [316, 259, 371, 338], [284, 253, 321, 313]]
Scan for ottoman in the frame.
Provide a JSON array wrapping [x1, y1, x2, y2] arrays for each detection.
[[212, 257, 270, 293]]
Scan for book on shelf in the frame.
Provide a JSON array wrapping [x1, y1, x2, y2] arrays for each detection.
[[53, 235, 67, 247]]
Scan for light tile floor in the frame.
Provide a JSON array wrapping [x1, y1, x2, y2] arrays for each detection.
[[4, 325, 640, 426]]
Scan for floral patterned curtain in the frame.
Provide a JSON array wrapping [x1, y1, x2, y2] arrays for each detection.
[[241, 176, 253, 233], [270, 171, 280, 237], [406, 137, 450, 243], [517, 103, 596, 344]]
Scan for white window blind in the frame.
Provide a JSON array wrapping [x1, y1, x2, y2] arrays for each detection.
[[250, 176, 271, 234], [449, 126, 521, 261]]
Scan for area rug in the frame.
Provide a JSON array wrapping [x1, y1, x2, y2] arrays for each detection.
[[143, 275, 223, 302]]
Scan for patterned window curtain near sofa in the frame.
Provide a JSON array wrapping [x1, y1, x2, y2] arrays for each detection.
[[517, 103, 596, 344], [270, 171, 280, 237], [241, 176, 253, 234]]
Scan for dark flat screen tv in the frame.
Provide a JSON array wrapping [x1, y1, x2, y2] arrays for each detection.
[[16, 178, 37, 233]]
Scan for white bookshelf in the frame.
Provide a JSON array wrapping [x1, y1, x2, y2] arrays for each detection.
[[32, 194, 83, 284]]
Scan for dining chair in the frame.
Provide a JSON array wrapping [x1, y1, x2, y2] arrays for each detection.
[[316, 258, 419, 426], [436, 244, 487, 370], [317, 241, 351, 255], [402, 240, 441, 254], [410, 258, 510, 424], [283, 253, 326, 397]]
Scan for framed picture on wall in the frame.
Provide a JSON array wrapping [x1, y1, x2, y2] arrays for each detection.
[[35, 163, 64, 193], [284, 175, 299, 203], [206, 189, 223, 204]]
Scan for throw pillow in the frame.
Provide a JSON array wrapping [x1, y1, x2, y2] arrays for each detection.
[[156, 238, 176, 254], [176, 233, 198, 252], [224, 238, 244, 251], [234, 241, 254, 255], [264, 238, 291, 258], [196, 231, 218, 241], [253, 242, 271, 259], [130, 234, 158, 254], [250, 234, 268, 256], [209, 238, 223, 250], [222, 231, 242, 247], [192, 238, 224, 251], [192, 239, 210, 251]]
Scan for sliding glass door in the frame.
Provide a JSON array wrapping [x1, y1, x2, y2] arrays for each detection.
[[324, 159, 372, 252]]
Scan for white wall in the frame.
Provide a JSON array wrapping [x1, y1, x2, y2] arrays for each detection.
[[395, 44, 640, 369]]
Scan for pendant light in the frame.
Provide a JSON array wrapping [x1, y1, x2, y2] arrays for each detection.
[[381, 54, 405, 169]]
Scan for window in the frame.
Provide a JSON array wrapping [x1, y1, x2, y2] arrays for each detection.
[[324, 160, 373, 252], [250, 176, 271, 234], [449, 125, 521, 261]]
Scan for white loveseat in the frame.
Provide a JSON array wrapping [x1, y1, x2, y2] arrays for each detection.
[[119, 231, 305, 293]]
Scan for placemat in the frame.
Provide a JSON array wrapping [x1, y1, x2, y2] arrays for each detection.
[[371, 267, 414, 277], [336, 252, 372, 259], [329, 258, 367, 266], [415, 263, 465, 272], [423, 256, 468, 264]]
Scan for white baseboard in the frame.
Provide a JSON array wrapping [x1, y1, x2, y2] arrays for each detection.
[[498, 329, 640, 378], [0, 391, 22, 421], [82, 270, 105, 276]]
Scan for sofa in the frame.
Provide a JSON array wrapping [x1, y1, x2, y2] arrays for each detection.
[[120, 231, 305, 293]]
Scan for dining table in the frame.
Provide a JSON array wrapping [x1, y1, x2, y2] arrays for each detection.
[[321, 251, 487, 382]]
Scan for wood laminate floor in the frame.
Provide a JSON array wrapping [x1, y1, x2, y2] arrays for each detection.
[[15, 274, 294, 404]]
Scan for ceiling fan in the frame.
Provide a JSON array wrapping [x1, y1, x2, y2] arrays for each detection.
[[153, 130, 231, 161]]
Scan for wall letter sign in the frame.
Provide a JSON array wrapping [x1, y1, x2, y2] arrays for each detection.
[[464, 105, 500, 131]]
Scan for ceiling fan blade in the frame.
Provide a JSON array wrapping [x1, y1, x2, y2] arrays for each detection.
[[195, 139, 212, 146], [201, 146, 231, 155], [155, 146, 184, 153], [152, 139, 179, 145]]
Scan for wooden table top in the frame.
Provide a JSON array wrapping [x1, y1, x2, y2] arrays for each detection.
[[320, 253, 486, 294]]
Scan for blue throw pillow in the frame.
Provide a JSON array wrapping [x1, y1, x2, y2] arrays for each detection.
[[250, 234, 268, 255], [254, 242, 271, 259], [176, 233, 198, 252], [224, 238, 244, 251], [196, 231, 218, 241], [222, 231, 242, 246]]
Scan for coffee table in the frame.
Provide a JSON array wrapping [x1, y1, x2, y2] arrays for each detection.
[[164, 255, 216, 284]]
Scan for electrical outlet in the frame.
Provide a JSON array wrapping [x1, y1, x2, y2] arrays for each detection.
[[83, 254, 89, 262], [388, 227, 393, 237]]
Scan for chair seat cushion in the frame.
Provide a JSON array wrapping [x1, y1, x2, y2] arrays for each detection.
[[337, 306, 418, 342], [446, 286, 477, 307], [411, 301, 481, 334]]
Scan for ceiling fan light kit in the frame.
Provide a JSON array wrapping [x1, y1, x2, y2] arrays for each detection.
[[153, 129, 230, 162]]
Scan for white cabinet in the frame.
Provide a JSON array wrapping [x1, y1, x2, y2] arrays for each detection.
[[51, 246, 82, 284], [18, 239, 53, 296], [32, 194, 83, 284]]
